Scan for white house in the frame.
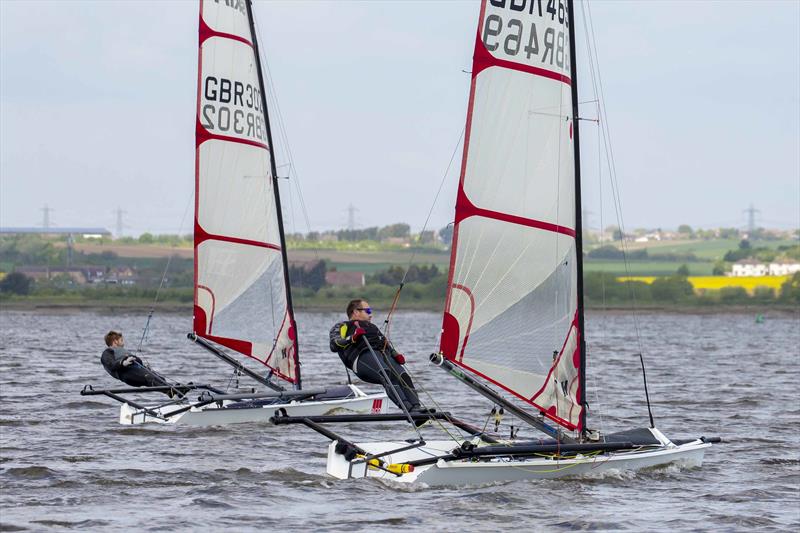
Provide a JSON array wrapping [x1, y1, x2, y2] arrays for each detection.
[[768, 260, 800, 276], [731, 259, 767, 277]]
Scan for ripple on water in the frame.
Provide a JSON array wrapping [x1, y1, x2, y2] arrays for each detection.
[[30, 519, 111, 529], [191, 497, 236, 509], [0, 523, 29, 532], [760, 458, 800, 466], [3, 466, 58, 480], [1, 310, 799, 530]]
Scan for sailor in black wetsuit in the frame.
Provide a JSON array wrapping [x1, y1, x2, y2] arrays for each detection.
[[101, 331, 178, 397], [329, 299, 421, 412]]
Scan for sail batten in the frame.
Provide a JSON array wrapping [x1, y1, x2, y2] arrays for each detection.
[[440, 0, 583, 431], [193, 0, 299, 385]]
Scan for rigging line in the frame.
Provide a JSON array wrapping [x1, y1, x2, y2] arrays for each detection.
[[136, 192, 194, 355], [252, 11, 320, 264], [584, 3, 644, 356], [374, 333, 469, 443], [380, 126, 466, 337], [592, 384, 605, 435], [583, 1, 654, 424], [550, 67, 566, 357]]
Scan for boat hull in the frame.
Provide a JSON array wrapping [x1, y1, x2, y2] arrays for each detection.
[[327, 430, 711, 486], [120, 385, 388, 426]]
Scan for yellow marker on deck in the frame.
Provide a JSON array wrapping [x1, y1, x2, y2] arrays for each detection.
[[362, 456, 415, 474]]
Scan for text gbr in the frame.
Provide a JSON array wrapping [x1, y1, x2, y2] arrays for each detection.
[[484, 0, 571, 71], [201, 76, 268, 144]]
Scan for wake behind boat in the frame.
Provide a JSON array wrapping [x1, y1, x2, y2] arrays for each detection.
[[273, 0, 720, 485], [81, 0, 387, 425]]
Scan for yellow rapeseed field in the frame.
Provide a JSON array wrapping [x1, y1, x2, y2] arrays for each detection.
[[618, 275, 790, 295]]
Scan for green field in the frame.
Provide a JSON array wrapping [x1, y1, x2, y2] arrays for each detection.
[[288, 249, 450, 274], [618, 239, 797, 260], [584, 260, 715, 276]]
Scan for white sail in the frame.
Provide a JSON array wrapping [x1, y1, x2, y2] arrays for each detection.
[[440, 0, 582, 431], [193, 0, 298, 385]]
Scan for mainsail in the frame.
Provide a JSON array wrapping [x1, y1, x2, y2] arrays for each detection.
[[193, 0, 299, 386], [440, 0, 584, 431]]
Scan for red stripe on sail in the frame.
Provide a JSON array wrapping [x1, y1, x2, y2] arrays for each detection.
[[471, 24, 571, 86], [198, 333, 298, 384], [529, 310, 583, 430], [455, 186, 576, 238], [193, 0, 205, 321], [451, 284, 475, 363], [196, 118, 270, 151], [439, 0, 487, 346], [194, 221, 281, 252], [449, 357, 579, 432], [196, 285, 216, 333], [199, 13, 253, 48]]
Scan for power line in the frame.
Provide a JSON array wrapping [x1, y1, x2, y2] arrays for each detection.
[[743, 204, 760, 233], [114, 207, 128, 238], [40, 205, 54, 229], [346, 204, 358, 231]]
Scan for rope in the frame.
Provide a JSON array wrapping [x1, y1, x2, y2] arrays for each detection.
[[380, 127, 465, 342], [252, 11, 320, 264], [580, 1, 654, 426], [135, 194, 193, 356]]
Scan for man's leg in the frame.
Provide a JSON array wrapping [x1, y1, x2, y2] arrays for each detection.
[[354, 355, 408, 411], [384, 357, 421, 410], [119, 363, 172, 395], [355, 354, 420, 411]]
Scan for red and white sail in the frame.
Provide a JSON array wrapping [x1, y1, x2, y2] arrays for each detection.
[[440, 0, 583, 431], [193, 0, 298, 384]]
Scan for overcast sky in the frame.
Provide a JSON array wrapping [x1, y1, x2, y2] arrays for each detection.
[[1, 0, 798, 236]]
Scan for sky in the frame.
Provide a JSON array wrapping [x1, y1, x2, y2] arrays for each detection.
[[1, 0, 798, 237]]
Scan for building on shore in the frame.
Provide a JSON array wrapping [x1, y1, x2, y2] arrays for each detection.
[[14, 266, 138, 285], [731, 259, 800, 277], [325, 271, 365, 288]]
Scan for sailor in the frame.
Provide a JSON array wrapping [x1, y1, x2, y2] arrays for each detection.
[[101, 331, 180, 397], [329, 299, 422, 412]]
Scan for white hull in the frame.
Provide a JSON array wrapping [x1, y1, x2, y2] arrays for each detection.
[[327, 428, 711, 487], [120, 385, 388, 426]]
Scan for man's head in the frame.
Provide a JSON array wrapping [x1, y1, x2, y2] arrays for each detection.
[[105, 330, 124, 347], [346, 299, 372, 322]]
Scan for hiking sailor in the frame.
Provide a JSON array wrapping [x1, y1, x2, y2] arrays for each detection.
[[101, 331, 180, 397], [329, 299, 422, 412]]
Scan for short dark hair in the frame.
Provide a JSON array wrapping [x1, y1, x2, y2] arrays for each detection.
[[105, 330, 122, 347], [346, 299, 365, 319]]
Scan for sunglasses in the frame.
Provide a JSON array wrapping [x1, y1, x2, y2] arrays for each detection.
[[356, 307, 372, 314]]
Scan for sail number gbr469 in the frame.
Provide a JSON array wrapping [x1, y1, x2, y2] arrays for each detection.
[[482, 0, 571, 75]]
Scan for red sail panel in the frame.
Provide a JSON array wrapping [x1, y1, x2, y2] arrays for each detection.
[[440, 0, 583, 431]]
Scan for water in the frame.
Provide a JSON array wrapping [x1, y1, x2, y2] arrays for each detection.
[[1, 309, 798, 531]]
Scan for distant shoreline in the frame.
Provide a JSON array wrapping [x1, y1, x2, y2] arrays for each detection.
[[2, 298, 796, 316]]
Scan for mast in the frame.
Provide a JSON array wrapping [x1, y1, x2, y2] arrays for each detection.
[[244, 0, 301, 389], [567, 0, 588, 436]]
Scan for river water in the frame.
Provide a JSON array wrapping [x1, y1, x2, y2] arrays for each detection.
[[1, 309, 798, 531]]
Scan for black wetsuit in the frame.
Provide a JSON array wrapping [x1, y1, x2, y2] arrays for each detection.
[[329, 320, 420, 412], [101, 347, 172, 395]]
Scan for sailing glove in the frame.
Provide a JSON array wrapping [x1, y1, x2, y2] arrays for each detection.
[[351, 327, 366, 344], [122, 356, 135, 367], [394, 353, 406, 365]]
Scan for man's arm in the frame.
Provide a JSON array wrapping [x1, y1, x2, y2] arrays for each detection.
[[329, 321, 352, 352], [101, 347, 130, 372]]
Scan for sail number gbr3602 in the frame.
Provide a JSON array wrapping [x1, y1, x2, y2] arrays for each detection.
[[482, 0, 571, 74], [200, 76, 268, 145]]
